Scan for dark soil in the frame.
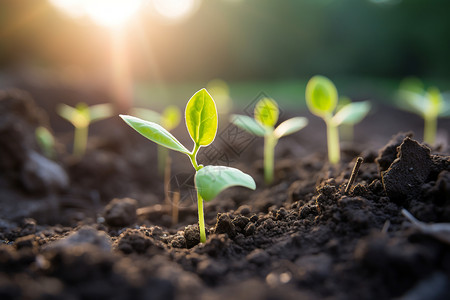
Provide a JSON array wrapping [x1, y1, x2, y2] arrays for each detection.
[[1, 83, 450, 300]]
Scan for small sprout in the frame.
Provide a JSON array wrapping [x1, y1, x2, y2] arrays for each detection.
[[397, 78, 450, 146], [120, 89, 256, 243], [57, 103, 113, 157], [231, 97, 308, 184], [306, 76, 371, 165], [35, 126, 55, 159]]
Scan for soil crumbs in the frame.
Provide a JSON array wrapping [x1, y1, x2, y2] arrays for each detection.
[[1, 90, 450, 300]]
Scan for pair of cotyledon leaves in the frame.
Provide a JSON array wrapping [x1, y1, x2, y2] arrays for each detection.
[[305, 75, 371, 126], [58, 103, 113, 128], [397, 86, 450, 119], [231, 98, 308, 138], [120, 89, 255, 202]]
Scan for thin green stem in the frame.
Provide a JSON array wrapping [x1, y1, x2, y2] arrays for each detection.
[[264, 134, 276, 185], [188, 143, 201, 171], [188, 143, 207, 243], [326, 120, 340, 165], [197, 190, 206, 243], [158, 145, 168, 176], [424, 115, 437, 146], [74, 125, 88, 157]]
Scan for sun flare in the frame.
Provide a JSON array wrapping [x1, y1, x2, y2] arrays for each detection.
[[152, 0, 200, 21], [49, 0, 143, 28]]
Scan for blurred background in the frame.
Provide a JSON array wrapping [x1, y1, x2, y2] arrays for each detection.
[[1, 0, 449, 110]]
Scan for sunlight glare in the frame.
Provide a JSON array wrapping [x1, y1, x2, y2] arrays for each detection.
[[153, 0, 200, 21], [49, 0, 143, 28]]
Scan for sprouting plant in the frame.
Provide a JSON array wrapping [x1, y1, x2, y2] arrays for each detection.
[[120, 89, 256, 243], [305, 75, 371, 165], [397, 78, 450, 146], [57, 103, 113, 157], [35, 126, 55, 159], [131, 105, 181, 175], [230, 98, 308, 185]]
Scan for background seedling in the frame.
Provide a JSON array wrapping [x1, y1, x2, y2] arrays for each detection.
[[397, 78, 450, 146], [57, 103, 113, 157], [35, 126, 56, 159], [121, 89, 256, 243], [231, 97, 308, 184], [130, 105, 182, 225], [305, 75, 371, 165]]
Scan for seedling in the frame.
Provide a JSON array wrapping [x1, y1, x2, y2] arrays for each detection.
[[130, 105, 182, 226], [35, 126, 55, 159], [305, 76, 371, 165], [57, 103, 113, 157], [120, 89, 256, 243], [230, 98, 308, 184], [397, 78, 450, 145]]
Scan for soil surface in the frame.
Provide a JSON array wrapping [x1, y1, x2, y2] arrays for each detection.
[[1, 81, 450, 300]]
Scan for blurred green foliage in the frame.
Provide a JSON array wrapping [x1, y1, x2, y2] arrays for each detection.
[[1, 0, 450, 81]]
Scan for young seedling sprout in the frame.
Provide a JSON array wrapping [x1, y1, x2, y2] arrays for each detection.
[[130, 105, 182, 225], [35, 126, 56, 159], [230, 98, 308, 184], [305, 76, 371, 165], [120, 89, 256, 243], [397, 78, 450, 146], [57, 103, 113, 157]]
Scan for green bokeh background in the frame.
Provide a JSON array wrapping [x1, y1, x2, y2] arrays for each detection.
[[1, 0, 449, 107]]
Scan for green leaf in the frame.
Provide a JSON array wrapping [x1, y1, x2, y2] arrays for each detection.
[[396, 90, 427, 116], [161, 105, 181, 131], [254, 98, 279, 128], [57, 103, 90, 128], [305, 75, 338, 118], [332, 101, 371, 126], [57, 103, 77, 123], [120, 115, 190, 154], [195, 166, 256, 201], [440, 93, 450, 117], [273, 117, 308, 139], [185, 89, 218, 146], [230, 114, 267, 137], [90, 104, 113, 122]]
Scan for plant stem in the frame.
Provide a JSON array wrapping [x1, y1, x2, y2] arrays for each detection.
[[264, 134, 276, 184], [74, 125, 88, 157], [326, 121, 340, 165], [188, 143, 207, 243], [188, 143, 201, 170], [424, 115, 437, 146], [158, 145, 168, 176], [197, 190, 206, 243]]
